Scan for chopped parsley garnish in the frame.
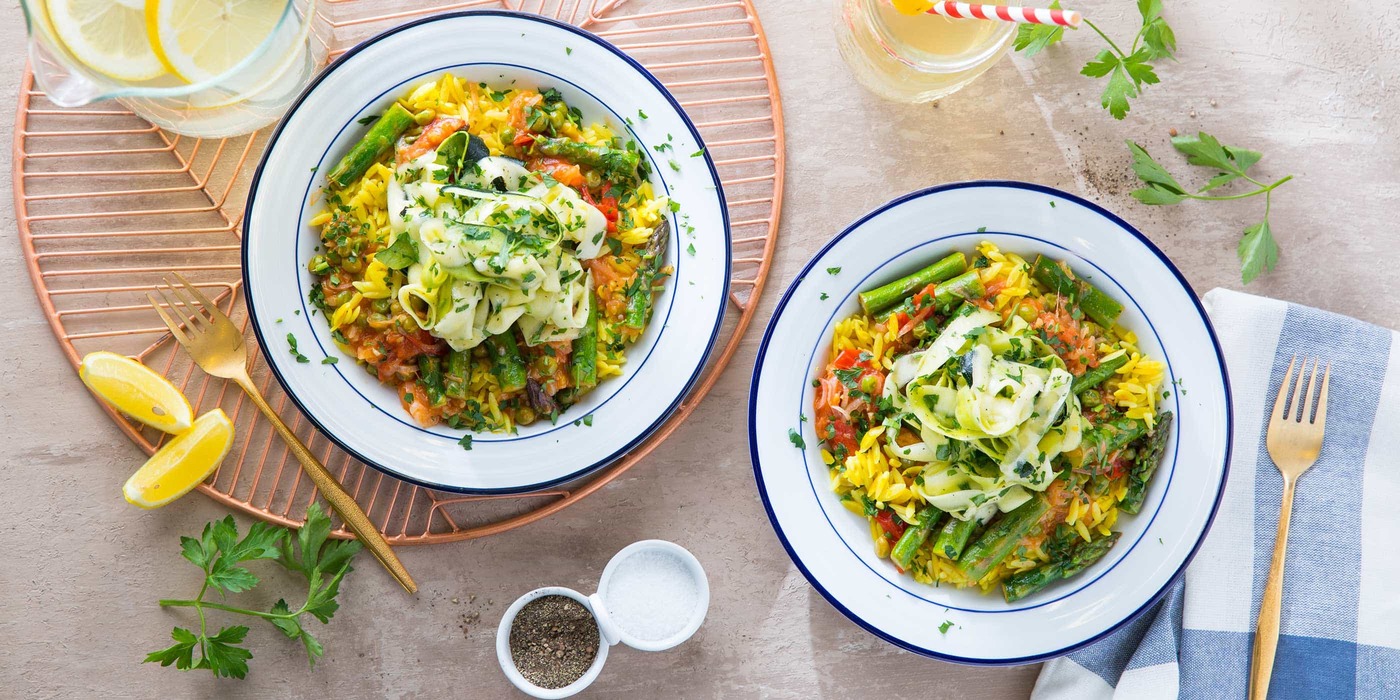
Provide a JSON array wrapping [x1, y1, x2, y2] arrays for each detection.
[[788, 428, 806, 449], [690, 148, 705, 158], [820, 292, 829, 300], [686, 243, 696, 256], [669, 160, 680, 172], [285, 333, 309, 363], [939, 620, 954, 634], [356, 114, 379, 125], [458, 435, 473, 451], [826, 266, 841, 275], [321, 356, 338, 365], [565, 47, 573, 55], [637, 109, 648, 120]]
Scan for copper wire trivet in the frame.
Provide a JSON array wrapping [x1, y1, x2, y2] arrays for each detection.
[[14, 0, 784, 542]]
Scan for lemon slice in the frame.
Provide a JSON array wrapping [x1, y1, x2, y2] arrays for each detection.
[[46, 0, 164, 82], [124, 409, 235, 509], [79, 351, 194, 434], [146, 0, 285, 84]]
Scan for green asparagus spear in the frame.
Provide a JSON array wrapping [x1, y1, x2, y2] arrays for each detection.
[[418, 355, 446, 405], [623, 220, 670, 329], [1076, 412, 1149, 469], [328, 103, 416, 188], [933, 515, 981, 561], [873, 271, 986, 324], [1002, 530, 1121, 602], [957, 497, 1051, 582], [1030, 255, 1123, 329], [933, 270, 987, 309], [1072, 354, 1130, 394], [858, 252, 967, 315], [533, 137, 640, 182], [444, 350, 470, 400], [891, 509, 943, 569], [571, 290, 599, 392], [1121, 411, 1174, 514], [486, 333, 528, 393]]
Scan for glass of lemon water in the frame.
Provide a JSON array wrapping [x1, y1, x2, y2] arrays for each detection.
[[835, 0, 1016, 103], [21, 0, 328, 137]]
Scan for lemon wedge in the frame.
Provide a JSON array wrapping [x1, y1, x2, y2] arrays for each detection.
[[79, 351, 194, 434], [146, 0, 285, 84], [124, 409, 235, 509], [891, 0, 936, 14], [46, 0, 165, 82]]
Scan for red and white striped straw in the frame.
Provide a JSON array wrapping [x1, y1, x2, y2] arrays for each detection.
[[925, 2, 1082, 28]]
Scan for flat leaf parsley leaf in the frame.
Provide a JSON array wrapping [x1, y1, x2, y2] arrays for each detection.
[[144, 504, 361, 678], [1014, 0, 1176, 119], [1127, 132, 1292, 283]]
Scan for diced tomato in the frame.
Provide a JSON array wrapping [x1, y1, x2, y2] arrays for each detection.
[[875, 510, 907, 540], [821, 413, 859, 456], [580, 185, 620, 233], [832, 348, 864, 370], [513, 132, 536, 147], [910, 283, 938, 311]]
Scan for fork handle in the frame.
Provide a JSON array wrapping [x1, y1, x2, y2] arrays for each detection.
[[233, 373, 418, 594], [1250, 475, 1296, 700]]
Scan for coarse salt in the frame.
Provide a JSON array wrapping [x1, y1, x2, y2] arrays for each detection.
[[602, 549, 698, 641]]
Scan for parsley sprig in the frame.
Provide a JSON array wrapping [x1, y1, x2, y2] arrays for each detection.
[[144, 504, 361, 679], [1127, 132, 1292, 283], [1015, 0, 1177, 119]]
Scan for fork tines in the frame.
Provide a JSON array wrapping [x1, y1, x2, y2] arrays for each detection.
[[1274, 355, 1332, 425], [146, 273, 226, 340]]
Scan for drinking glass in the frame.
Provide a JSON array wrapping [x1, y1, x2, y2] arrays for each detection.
[[835, 0, 1016, 103], [20, 0, 328, 137]]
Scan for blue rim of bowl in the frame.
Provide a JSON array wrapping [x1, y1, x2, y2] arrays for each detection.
[[242, 9, 731, 495], [747, 181, 1233, 666]]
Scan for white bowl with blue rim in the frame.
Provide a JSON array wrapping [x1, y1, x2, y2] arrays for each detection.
[[242, 11, 729, 494], [748, 182, 1232, 664]]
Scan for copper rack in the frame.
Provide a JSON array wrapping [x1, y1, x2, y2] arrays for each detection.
[[14, 0, 784, 542]]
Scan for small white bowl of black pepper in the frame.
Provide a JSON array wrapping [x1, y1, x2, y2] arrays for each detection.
[[496, 586, 608, 698], [496, 540, 709, 697]]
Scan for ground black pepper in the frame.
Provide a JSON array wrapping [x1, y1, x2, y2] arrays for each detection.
[[509, 595, 600, 689]]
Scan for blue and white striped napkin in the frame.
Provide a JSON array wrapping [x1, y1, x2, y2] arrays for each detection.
[[1033, 288, 1400, 700]]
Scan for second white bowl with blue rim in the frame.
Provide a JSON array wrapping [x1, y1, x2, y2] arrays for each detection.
[[241, 11, 730, 494], [748, 182, 1232, 664]]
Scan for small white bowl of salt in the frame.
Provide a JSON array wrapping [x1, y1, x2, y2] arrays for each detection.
[[497, 540, 709, 697], [589, 540, 709, 652]]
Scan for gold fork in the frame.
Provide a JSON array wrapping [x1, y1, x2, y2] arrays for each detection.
[[1249, 356, 1330, 699], [148, 273, 417, 594]]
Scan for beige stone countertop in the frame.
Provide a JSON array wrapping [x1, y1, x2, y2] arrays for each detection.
[[3, 1, 1396, 697]]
